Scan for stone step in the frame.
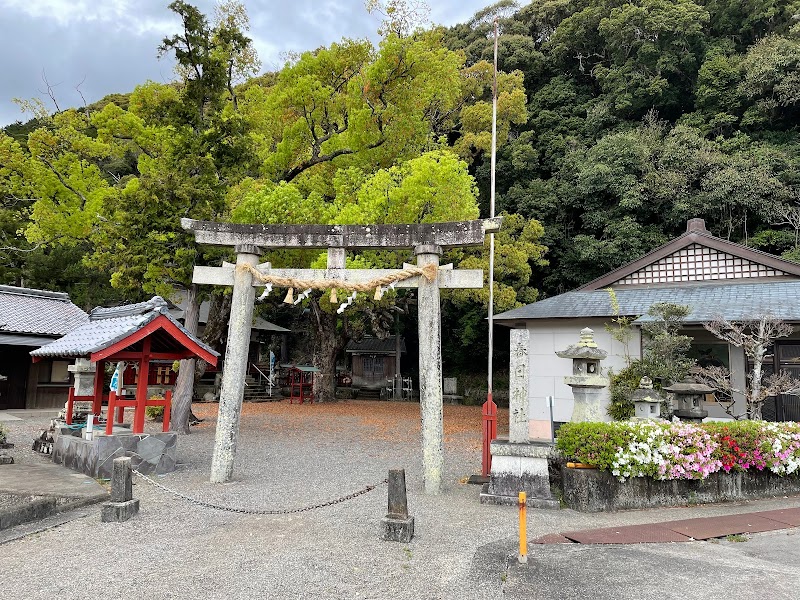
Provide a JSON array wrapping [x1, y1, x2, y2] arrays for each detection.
[[243, 395, 279, 402]]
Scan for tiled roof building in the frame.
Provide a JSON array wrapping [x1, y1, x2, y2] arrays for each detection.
[[494, 219, 800, 431], [0, 285, 87, 410]]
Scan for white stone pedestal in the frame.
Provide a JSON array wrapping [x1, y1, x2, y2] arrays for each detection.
[[480, 438, 560, 509]]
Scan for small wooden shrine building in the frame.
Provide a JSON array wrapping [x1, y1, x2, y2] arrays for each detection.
[[30, 297, 218, 433], [345, 336, 406, 390]]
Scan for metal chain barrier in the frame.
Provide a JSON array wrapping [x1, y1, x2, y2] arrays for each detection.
[[132, 469, 388, 515]]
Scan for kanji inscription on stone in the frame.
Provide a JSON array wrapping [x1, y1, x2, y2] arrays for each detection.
[[509, 328, 530, 443]]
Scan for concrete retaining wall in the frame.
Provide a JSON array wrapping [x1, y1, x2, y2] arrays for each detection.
[[0, 492, 107, 531], [52, 431, 177, 479], [560, 465, 800, 512]]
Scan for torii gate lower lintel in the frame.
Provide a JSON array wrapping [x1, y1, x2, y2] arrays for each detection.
[[183, 218, 501, 493]]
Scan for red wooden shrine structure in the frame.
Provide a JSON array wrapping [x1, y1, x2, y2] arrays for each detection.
[[31, 298, 218, 434], [287, 365, 317, 404]]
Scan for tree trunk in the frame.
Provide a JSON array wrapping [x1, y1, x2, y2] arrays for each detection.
[[749, 334, 766, 420], [203, 289, 232, 351], [171, 285, 200, 434], [197, 290, 232, 406], [311, 299, 344, 403]]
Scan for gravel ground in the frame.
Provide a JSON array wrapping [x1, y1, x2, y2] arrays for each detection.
[[2, 401, 800, 599]]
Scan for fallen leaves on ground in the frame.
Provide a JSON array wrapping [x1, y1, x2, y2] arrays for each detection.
[[191, 400, 509, 450]]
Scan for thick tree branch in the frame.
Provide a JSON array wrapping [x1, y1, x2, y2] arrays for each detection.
[[38, 155, 89, 208], [281, 137, 386, 182]]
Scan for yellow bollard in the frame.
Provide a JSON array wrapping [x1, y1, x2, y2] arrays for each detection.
[[518, 491, 528, 564]]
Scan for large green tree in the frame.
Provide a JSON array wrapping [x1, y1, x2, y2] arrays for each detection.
[[19, 1, 260, 432]]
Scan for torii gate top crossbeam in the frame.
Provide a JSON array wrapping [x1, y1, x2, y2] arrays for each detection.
[[181, 217, 501, 250]]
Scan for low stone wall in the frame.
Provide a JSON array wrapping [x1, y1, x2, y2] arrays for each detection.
[[0, 494, 60, 530], [52, 431, 177, 479], [0, 493, 106, 531], [560, 465, 800, 512]]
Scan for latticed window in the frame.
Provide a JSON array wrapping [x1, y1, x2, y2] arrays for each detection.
[[614, 244, 785, 286]]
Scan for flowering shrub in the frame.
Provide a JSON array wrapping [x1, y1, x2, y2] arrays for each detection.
[[557, 421, 800, 482]]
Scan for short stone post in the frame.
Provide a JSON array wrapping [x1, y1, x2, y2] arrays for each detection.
[[210, 246, 260, 484], [381, 469, 414, 543], [415, 244, 443, 495], [101, 456, 140, 522]]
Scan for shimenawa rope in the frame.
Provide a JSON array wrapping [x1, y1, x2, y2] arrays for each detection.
[[237, 262, 438, 303]]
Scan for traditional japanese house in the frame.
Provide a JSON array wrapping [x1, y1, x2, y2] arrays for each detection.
[[0, 285, 88, 410], [494, 219, 800, 435]]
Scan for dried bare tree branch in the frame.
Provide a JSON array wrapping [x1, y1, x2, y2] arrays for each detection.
[[39, 69, 62, 113], [703, 315, 797, 419], [74, 76, 91, 121]]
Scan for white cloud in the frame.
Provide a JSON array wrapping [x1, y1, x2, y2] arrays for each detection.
[[5, 0, 176, 35], [5, 0, 132, 25], [0, 0, 494, 126]]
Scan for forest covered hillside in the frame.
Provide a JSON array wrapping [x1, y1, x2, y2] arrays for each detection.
[[440, 0, 800, 294]]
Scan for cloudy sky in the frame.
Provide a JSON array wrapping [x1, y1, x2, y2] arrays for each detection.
[[0, 0, 492, 127]]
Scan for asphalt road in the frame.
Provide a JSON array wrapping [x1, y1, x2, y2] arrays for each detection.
[[478, 529, 800, 600]]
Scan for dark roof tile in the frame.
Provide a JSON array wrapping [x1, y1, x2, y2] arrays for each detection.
[[345, 336, 406, 354], [0, 285, 87, 337], [495, 281, 800, 324]]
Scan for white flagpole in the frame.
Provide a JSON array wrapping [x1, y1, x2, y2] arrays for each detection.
[[488, 17, 498, 399], [480, 17, 500, 479]]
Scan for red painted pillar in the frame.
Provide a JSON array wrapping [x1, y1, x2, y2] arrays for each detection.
[[133, 338, 151, 434], [66, 387, 75, 425], [481, 394, 498, 477], [92, 360, 105, 417], [163, 390, 172, 433], [105, 391, 117, 435]]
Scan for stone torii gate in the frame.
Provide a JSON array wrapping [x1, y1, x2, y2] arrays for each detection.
[[182, 217, 500, 494]]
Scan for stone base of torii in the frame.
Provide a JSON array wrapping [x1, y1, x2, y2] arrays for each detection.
[[182, 218, 500, 494]]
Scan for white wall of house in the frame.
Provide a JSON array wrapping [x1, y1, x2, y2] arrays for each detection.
[[523, 317, 642, 438], [519, 319, 755, 435]]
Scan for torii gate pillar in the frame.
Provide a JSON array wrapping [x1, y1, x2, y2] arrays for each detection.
[[416, 244, 443, 494], [183, 217, 500, 491], [210, 245, 260, 483]]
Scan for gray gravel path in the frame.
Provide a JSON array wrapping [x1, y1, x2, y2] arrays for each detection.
[[2, 402, 800, 599]]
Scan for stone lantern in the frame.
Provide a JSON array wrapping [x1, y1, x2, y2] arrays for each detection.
[[68, 358, 96, 397], [631, 376, 661, 420], [65, 358, 96, 420], [556, 328, 609, 422], [664, 377, 713, 423]]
